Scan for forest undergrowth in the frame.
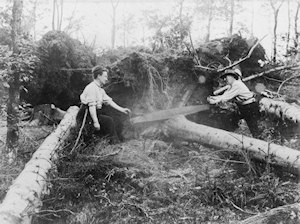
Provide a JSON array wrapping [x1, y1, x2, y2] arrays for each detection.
[[0, 106, 299, 223], [28, 124, 300, 224]]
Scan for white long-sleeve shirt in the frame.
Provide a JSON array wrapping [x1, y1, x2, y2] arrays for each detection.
[[215, 80, 254, 104]]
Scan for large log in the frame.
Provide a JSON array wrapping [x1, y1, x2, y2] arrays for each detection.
[[239, 203, 300, 224], [162, 116, 300, 175], [259, 97, 300, 123], [0, 106, 79, 224]]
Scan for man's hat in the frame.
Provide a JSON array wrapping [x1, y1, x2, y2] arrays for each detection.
[[219, 68, 242, 79]]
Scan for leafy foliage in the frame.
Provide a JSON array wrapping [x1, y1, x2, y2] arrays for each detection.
[[0, 36, 40, 85], [144, 9, 192, 52]]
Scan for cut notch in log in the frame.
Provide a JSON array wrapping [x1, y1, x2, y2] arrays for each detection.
[[0, 106, 79, 224]]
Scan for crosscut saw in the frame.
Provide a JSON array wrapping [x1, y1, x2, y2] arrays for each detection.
[[130, 104, 210, 124]]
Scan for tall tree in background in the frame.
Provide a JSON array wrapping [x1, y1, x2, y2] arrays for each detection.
[[228, 0, 234, 36], [21, 0, 41, 40], [286, 0, 291, 55], [119, 13, 136, 47], [294, 0, 300, 49], [52, 0, 64, 31], [6, 0, 23, 155], [221, 0, 236, 36], [111, 0, 119, 49], [63, 3, 83, 36], [30, 0, 38, 40], [269, 0, 284, 63], [194, 0, 217, 41], [178, 0, 185, 46]]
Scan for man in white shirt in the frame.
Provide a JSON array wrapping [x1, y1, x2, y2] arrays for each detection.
[[207, 69, 261, 138], [77, 65, 131, 143]]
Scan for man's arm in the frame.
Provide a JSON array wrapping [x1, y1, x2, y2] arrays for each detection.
[[208, 84, 240, 104], [89, 105, 100, 130], [109, 101, 131, 115]]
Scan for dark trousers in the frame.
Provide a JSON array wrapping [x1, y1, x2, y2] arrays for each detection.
[[77, 104, 122, 144], [237, 101, 262, 138]]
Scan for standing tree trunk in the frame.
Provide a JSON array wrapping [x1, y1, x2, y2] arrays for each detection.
[[294, 1, 300, 49], [32, 0, 38, 40], [178, 0, 185, 45], [56, 0, 60, 30], [272, 9, 279, 62], [286, 0, 291, 55], [52, 0, 56, 30], [269, 0, 284, 63], [111, 0, 119, 49], [6, 0, 23, 157], [52, 0, 63, 31], [205, 1, 213, 41], [59, 0, 64, 31], [228, 0, 234, 36]]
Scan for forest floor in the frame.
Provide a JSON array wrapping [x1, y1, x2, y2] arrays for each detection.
[[26, 116, 299, 224]]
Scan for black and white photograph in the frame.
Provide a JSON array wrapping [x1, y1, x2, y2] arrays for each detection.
[[0, 0, 300, 223]]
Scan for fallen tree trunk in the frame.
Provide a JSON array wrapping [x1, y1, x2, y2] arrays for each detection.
[[162, 116, 300, 175], [239, 203, 300, 224], [259, 97, 300, 123], [0, 106, 79, 224]]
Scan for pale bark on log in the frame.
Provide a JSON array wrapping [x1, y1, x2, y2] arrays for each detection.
[[239, 203, 300, 224], [259, 97, 300, 123], [162, 116, 300, 175], [0, 106, 79, 224]]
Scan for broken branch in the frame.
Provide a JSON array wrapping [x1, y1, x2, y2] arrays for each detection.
[[195, 35, 267, 72], [277, 74, 300, 95], [217, 35, 267, 72]]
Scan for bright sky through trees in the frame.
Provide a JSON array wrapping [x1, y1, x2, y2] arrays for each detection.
[[1, 0, 296, 57]]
